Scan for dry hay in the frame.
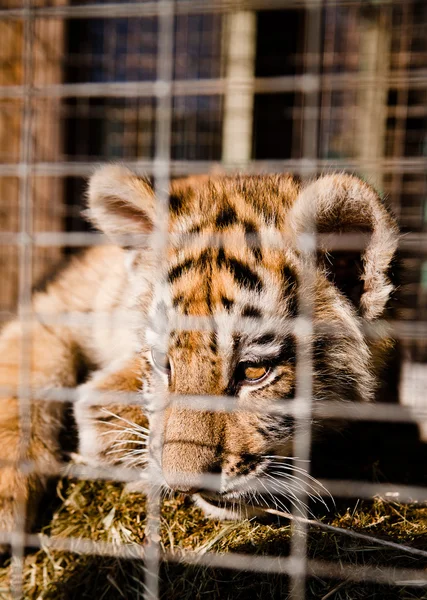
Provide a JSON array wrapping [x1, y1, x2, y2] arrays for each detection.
[[0, 475, 427, 599]]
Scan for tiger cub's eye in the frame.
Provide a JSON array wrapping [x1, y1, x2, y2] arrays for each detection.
[[151, 348, 171, 374], [243, 364, 270, 383]]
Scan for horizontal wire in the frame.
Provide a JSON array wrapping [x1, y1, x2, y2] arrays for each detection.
[[0, 307, 424, 343], [0, 231, 425, 255], [1, 530, 426, 588], [165, 550, 427, 586], [0, 157, 426, 178], [0, 477, 425, 583], [0, 382, 426, 424], [1, 70, 427, 99], [0, 450, 425, 504], [0, 0, 405, 20], [0, 531, 146, 560], [317, 480, 427, 504]]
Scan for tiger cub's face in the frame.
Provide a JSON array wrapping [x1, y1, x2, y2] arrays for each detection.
[[88, 167, 398, 519]]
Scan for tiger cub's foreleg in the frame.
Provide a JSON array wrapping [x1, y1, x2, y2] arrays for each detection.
[[0, 319, 80, 546], [74, 357, 149, 471]]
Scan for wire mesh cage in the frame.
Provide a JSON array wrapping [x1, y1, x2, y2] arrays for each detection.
[[0, 0, 426, 598]]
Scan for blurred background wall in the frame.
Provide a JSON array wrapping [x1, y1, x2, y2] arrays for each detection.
[[0, 0, 426, 349]]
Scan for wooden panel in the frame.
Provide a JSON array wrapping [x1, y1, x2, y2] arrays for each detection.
[[0, 2, 66, 313]]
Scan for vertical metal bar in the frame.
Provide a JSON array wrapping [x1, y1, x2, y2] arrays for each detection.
[[357, 4, 392, 191], [11, 0, 34, 597], [289, 1, 322, 599], [144, 1, 174, 599], [221, 10, 257, 165]]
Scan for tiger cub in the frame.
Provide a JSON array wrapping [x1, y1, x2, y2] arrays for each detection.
[[0, 166, 398, 531]]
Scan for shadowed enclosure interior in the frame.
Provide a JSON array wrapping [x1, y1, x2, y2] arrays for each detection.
[[0, 0, 426, 598]]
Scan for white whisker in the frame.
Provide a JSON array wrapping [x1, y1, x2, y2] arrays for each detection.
[[106, 447, 148, 457], [118, 456, 148, 468], [269, 472, 317, 496], [100, 409, 149, 434], [266, 458, 334, 504], [259, 478, 304, 516], [265, 455, 309, 462], [100, 426, 148, 440], [264, 474, 312, 516], [110, 439, 148, 448], [268, 471, 329, 509]]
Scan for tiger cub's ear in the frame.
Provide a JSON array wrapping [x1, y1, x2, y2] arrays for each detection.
[[86, 165, 156, 244], [287, 174, 399, 320]]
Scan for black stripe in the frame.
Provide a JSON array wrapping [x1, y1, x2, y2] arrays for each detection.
[[169, 193, 184, 215], [216, 247, 226, 268], [278, 337, 296, 365], [215, 205, 237, 228], [217, 249, 262, 291], [187, 222, 205, 234], [172, 294, 184, 307], [221, 296, 234, 311], [198, 248, 212, 266], [168, 249, 212, 284], [168, 258, 195, 282], [227, 258, 263, 291], [225, 334, 243, 397], [253, 333, 275, 345], [281, 263, 298, 317], [209, 332, 218, 354], [242, 305, 261, 318], [282, 263, 298, 288], [244, 221, 263, 262], [232, 333, 241, 354], [169, 249, 263, 292]]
